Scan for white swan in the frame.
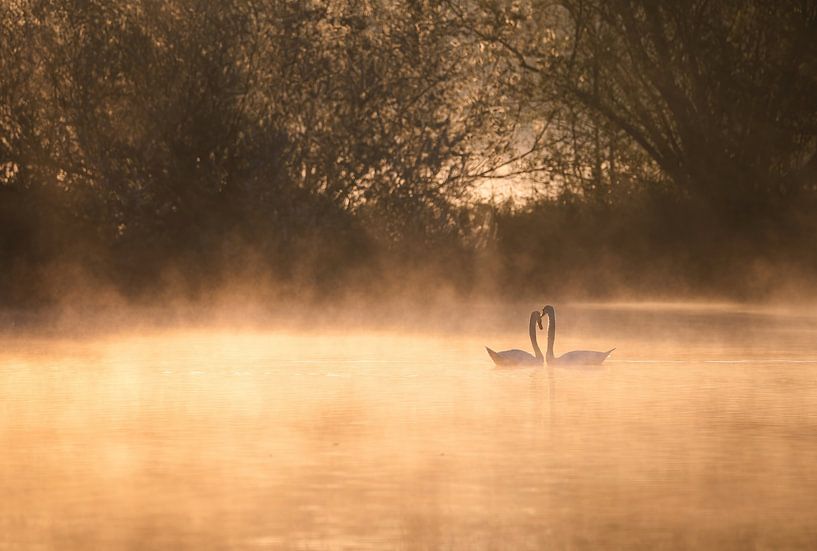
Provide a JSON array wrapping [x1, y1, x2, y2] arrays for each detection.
[[542, 305, 614, 366], [486, 310, 544, 367]]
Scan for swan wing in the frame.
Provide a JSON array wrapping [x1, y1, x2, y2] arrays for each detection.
[[555, 349, 614, 366], [486, 347, 541, 367]]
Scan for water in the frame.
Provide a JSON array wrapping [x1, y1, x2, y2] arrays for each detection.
[[2, 304, 817, 549]]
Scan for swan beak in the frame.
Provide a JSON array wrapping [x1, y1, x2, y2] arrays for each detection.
[[537, 318, 543, 330]]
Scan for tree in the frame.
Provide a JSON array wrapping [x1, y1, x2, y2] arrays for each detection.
[[455, 0, 817, 219]]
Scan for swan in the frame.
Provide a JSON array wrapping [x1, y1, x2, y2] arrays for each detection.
[[542, 305, 614, 366], [486, 310, 544, 367]]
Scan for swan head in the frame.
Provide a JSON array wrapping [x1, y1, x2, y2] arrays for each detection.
[[542, 305, 555, 318], [530, 310, 543, 329]]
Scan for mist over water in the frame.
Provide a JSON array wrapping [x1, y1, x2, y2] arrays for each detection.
[[3, 303, 817, 549]]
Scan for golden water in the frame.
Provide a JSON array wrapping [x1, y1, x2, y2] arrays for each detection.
[[2, 304, 817, 549]]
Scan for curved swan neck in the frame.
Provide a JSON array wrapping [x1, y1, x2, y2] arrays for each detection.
[[545, 309, 555, 362], [529, 313, 543, 361]]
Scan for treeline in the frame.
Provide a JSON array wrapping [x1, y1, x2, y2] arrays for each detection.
[[1, 0, 816, 307], [469, 0, 817, 297], [0, 0, 502, 305]]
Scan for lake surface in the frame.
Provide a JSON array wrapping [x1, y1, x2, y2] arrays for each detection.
[[2, 303, 817, 549]]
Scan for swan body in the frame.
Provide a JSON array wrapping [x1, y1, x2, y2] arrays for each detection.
[[549, 349, 615, 366], [486, 311, 544, 367], [486, 347, 541, 367], [543, 305, 614, 366]]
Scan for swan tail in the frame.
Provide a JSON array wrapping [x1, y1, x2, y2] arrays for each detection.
[[605, 347, 616, 356], [486, 347, 501, 364]]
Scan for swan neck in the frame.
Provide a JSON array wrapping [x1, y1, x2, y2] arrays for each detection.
[[529, 314, 543, 361], [546, 310, 555, 362]]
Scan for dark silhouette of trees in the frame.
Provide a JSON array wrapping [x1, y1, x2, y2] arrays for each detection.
[[567, 2, 817, 219], [0, 0, 508, 303], [443, 0, 817, 297], [454, 0, 817, 211], [1, 0, 816, 305]]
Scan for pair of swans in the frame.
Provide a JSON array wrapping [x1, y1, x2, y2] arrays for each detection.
[[486, 305, 614, 367]]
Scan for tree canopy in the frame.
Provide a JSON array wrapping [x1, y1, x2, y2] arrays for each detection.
[[2, 0, 816, 303]]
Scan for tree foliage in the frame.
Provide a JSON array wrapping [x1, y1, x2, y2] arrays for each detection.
[[1, 0, 816, 304], [453, 0, 817, 212], [0, 0, 507, 303]]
